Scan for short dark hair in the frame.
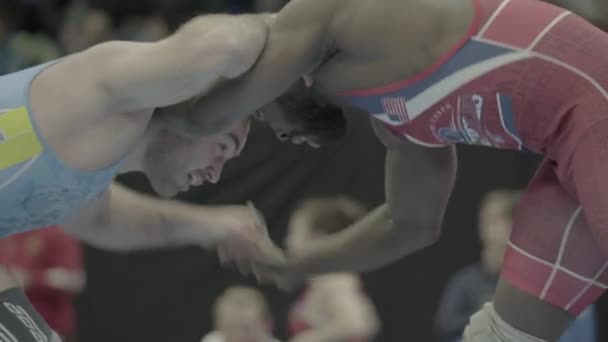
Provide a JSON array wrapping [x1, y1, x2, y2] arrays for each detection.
[[275, 81, 347, 143]]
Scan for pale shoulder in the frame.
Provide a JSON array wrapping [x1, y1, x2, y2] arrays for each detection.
[[31, 41, 150, 121]]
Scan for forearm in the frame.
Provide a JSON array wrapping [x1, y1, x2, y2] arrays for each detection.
[[292, 204, 439, 276], [65, 184, 228, 252]]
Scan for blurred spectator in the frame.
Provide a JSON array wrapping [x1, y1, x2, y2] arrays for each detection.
[[202, 286, 281, 342], [286, 197, 379, 342], [0, 1, 60, 75], [253, 0, 288, 12], [0, 226, 85, 341], [59, 2, 113, 54], [433, 189, 597, 342], [117, 15, 169, 42]]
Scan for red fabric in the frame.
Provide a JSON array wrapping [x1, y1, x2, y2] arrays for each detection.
[[503, 146, 608, 315], [287, 288, 369, 342], [335, 0, 608, 316], [0, 226, 83, 336]]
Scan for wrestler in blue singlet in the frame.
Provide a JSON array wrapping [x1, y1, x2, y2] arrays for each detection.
[[0, 62, 124, 235]]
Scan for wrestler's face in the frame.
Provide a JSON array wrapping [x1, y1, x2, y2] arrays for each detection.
[[143, 120, 249, 197], [254, 101, 322, 148], [216, 303, 270, 342], [254, 81, 346, 148]]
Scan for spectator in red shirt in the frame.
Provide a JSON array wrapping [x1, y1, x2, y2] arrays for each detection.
[[0, 226, 84, 340]]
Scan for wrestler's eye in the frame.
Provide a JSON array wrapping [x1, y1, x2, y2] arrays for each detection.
[[219, 143, 228, 152], [254, 110, 264, 120]]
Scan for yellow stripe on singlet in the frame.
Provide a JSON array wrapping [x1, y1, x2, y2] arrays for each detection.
[[0, 107, 43, 169]]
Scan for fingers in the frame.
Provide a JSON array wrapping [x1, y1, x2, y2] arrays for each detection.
[[217, 245, 293, 290]]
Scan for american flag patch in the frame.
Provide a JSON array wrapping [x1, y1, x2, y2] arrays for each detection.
[[381, 97, 409, 123]]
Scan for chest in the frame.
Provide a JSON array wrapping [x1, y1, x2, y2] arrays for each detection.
[[0, 151, 116, 236]]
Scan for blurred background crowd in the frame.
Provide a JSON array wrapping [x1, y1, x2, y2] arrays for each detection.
[[0, 0, 605, 341]]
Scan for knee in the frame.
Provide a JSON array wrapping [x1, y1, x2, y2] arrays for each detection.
[[463, 303, 546, 342]]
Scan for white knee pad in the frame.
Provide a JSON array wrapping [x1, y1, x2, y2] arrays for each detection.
[[462, 303, 546, 342]]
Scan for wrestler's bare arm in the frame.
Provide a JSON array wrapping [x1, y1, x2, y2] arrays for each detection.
[[289, 121, 456, 276], [170, 0, 340, 135], [31, 14, 268, 122], [62, 184, 249, 252]]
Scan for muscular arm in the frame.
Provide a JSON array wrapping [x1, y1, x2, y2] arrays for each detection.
[[32, 14, 269, 121], [170, 0, 339, 135], [62, 183, 236, 252], [289, 122, 457, 276]]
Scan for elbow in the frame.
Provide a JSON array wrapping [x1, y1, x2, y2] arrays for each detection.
[[177, 15, 268, 78], [393, 218, 442, 250]]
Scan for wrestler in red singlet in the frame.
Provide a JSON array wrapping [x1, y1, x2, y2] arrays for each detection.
[[338, 0, 608, 316]]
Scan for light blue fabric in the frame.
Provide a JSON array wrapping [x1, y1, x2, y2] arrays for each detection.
[[0, 61, 124, 235]]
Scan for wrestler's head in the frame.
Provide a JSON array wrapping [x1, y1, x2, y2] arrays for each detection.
[[141, 118, 250, 197], [214, 286, 273, 342], [478, 189, 521, 273], [255, 80, 347, 148], [287, 197, 367, 255]]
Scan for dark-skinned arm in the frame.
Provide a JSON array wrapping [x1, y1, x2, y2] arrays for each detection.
[[286, 121, 457, 276]]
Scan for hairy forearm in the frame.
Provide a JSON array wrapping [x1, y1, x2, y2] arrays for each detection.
[[292, 204, 439, 276], [66, 184, 227, 252]]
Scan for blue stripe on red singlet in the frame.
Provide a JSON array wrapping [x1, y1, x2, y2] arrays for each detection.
[[342, 40, 515, 114]]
